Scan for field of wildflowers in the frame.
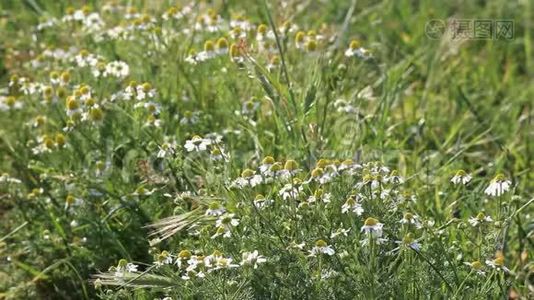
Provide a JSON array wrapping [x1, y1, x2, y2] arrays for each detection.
[[0, 0, 533, 299]]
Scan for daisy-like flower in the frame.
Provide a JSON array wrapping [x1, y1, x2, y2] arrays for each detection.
[[307, 189, 332, 204], [266, 56, 280, 72], [184, 135, 211, 152], [205, 201, 226, 216], [180, 110, 200, 125], [468, 212, 493, 227], [215, 213, 240, 230], [451, 169, 472, 185], [294, 31, 305, 49], [157, 141, 177, 158], [484, 174, 512, 196], [361, 217, 384, 238], [0, 96, 23, 111], [229, 43, 244, 64], [131, 186, 155, 197], [185, 49, 199, 65], [463, 260, 485, 275], [114, 259, 139, 278], [330, 227, 351, 239], [210, 147, 229, 162], [215, 37, 229, 55], [400, 212, 422, 229], [279, 159, 301, 179], [386, 170, 404, 184], [253, 194, 272, 209], [259, 156, 276, 175], [175, 250, 193, 268], [344, 39, 372, 60], [136, 82, 156, 101], [307, 166, 335, 184], [485, 252, 511, 273], [155, 250, 174, 266], [309, 240, 335, 256], [211, 226, 231, 239], [241, 251, 267, 269], [279, 179, 304, 200], [103, 61, 129, 79], [338, 159, 361, 174], [0, 173, 21, 184], [241, 98, 261, 115], [341, 195, 364, 215], [204, 251, 239, 272], [397, 233, 421, 251], [231, 169, 263, 188], [197, 40, 217, 62], [65, 96, 82, 117]]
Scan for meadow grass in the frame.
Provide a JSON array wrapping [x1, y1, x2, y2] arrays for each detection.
[[0, 0, 533, 299]]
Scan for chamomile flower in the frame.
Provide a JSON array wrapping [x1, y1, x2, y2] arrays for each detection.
[[485, 252, 511, 273], [484, 174, 512, 196], [253, 194, 272, 209], [468, 212, 493, 227], [197, 40, 217, 62], [0, 173, 21, 184], [309, 240, 335, 256], [361, 217, 384, 238], [184, 135, 211, 152], [180, 110, 200, 125], [114, 259, 139, 278], [386, 170, 404, 184], [307, 189, 332, 204], [341, 195, 364, 215], [330, 227, 351, 239], [0, 96, 23, 111], [136, 82, 156, 101], [280, 159, 300, 179], [103, 61, 130, 78], [400, 212, 422, 229], [345, 39, 372, 60], [241, 251, 267, 269], [464, 260, 485, 275], [279, 179, 304, 200], [294, 31, 305, 49], [155, 250, 174, 266], [215, 213, 240, 229], [266, 56, 281, 72], [157, 141, 177, 158], [397, 233, 421, 251], [205, 201, 226, 216], [451, 170, 472, 185], [210, 147, 229, 162], [231, 169, 262, 188], [215, 37, 229, 55], [259, 156, 276, 175]]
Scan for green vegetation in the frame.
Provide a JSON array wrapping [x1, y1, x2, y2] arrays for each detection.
[[0, 0, 532, 299]]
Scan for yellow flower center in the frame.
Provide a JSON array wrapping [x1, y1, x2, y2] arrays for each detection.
[[295, 31, 305, 43], [204, 40, 215, 52], [284, 160, 298, 171], [471, 261, 483, 270], [364, 217, 379, 226], [311, 167, 323, 178], [241, 169, 254, 178], [216, 37, 228, 49], [178, 250, 192, 259], [66, 194, 75, 204], [55, 133, 66, 146], [315, 239, 327, 247], [257, 24, 268, 35]]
